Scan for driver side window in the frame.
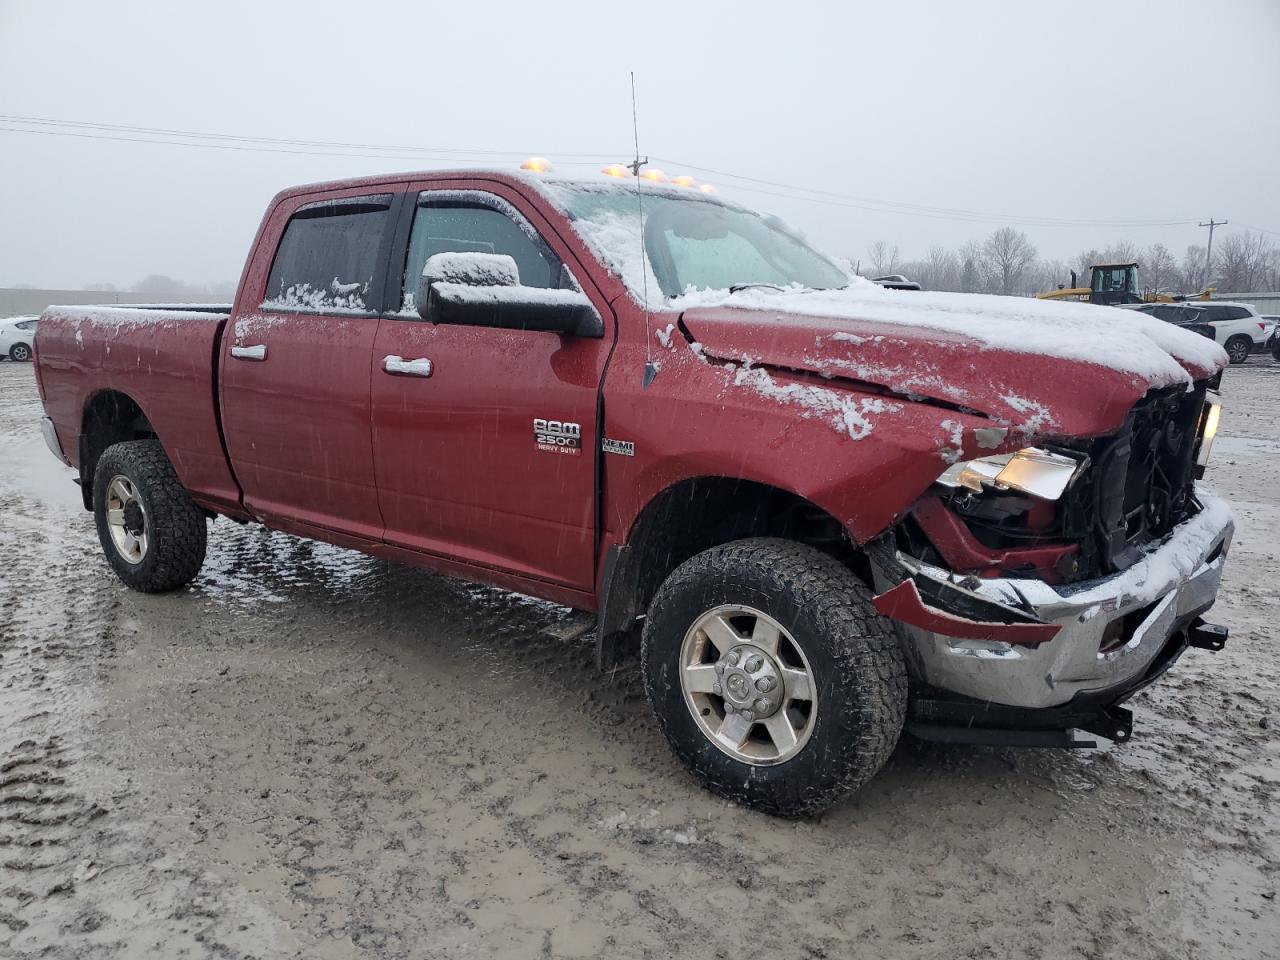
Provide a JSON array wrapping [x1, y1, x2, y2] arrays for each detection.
[[401, 198, 561, 313]]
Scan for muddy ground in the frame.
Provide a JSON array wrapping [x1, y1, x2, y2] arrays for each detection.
[[0, 358, 1276, 960]]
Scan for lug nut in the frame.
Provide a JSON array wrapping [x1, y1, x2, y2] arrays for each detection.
[[715, 661, 725, 676], [744, 656, 763, 673], [727, 650, 740, 667], [724, 704, 735, 715], [756, 676, 776, 693], [754, 698, 772, 713], [712, 682, 722, 696]]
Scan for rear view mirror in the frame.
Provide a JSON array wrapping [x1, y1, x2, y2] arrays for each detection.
[[417, 252, 602, 337]]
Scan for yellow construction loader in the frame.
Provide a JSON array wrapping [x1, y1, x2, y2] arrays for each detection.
[[1038, 262, 1213, 306]]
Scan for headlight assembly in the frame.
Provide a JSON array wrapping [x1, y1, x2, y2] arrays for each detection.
[[936, 447, 1086, 502], [1195, 390, 1222, 476]]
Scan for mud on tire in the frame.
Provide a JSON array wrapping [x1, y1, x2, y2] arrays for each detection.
[[641, 538, 907, 817], [93, 439, 207, 592]]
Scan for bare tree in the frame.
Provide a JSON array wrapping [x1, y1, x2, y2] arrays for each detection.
[[1072, 249, 1103, 287], [958, 240, 985, 293], [982, 228, 1037, 295], [1214, 231, 1274, 292], [1102, 241, 1139, 264], [867, 240, 900, 276], [1143, 243, 1177, 295], [1180, 245, 1207, 293], [914, 245, 957, 291]]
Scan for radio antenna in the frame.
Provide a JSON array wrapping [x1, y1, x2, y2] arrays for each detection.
[[630, 72, 658, 389]]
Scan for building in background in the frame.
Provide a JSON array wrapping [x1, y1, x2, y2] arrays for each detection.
[[1, 288, 229, 318]]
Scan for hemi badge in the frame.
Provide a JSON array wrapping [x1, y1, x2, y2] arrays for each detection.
[[602, 438, 635, 457]]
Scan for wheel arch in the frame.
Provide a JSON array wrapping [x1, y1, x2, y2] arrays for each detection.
[[78, 389, 158, 510], [596, 475, 868, 668], [1223, 332, 1252, 362]]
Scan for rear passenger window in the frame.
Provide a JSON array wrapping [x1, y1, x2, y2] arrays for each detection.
[[264, 194, 392, 313], [1219, 306, 1251, 321], [401, 196, 560, 312]]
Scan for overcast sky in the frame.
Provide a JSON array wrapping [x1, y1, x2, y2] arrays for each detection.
[[2, 0, 1277, 290]]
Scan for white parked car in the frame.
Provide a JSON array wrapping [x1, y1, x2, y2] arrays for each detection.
[[0, 316, 40, 362], [1193, 301, 1271, 364]]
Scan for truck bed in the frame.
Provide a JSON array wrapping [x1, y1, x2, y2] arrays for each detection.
[[35, 304, 244, 515]]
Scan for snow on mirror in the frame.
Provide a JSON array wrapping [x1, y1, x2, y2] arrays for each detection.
[[422, 252, 521, 288], [416, 252, 602, 337]]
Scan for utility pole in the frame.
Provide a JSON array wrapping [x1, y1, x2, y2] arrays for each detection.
[[1199, 218, 1226, 288]]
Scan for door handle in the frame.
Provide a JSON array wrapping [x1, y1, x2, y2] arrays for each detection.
[[231, 344, 267, 361], [383, 355, 433, 378]]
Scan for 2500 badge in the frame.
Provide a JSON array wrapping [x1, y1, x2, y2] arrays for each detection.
[[533, 418, 582, 455]]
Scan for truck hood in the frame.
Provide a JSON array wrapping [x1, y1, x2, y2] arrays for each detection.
[[676, 284, 1228, 438]]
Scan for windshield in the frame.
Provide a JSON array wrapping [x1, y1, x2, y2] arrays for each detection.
[[555, 187, 848, 299]]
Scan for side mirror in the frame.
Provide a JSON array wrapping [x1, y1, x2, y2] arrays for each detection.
[[417, 252, 603, 338]]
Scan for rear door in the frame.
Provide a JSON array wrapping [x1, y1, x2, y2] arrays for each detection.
[[369, 183, 612, 588], [220, 190, 400, 541]]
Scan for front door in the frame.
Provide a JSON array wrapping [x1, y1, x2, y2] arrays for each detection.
[[220, 191, 397, 541], [370, 185, 612, 588]]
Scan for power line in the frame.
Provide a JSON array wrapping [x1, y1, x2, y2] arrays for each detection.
[[649, 154, 1203, 229], [0, 113, 614, 160], [0, 113, 1243, 232]]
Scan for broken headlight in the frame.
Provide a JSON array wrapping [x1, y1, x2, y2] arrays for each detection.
[[936, 447, 1086, 502]]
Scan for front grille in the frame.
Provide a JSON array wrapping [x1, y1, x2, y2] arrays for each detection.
[[1058, 383, 1206, 576]]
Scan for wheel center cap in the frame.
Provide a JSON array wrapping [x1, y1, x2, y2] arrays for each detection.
[[714, 643, 783, 720], [122, 501, 145, 536]]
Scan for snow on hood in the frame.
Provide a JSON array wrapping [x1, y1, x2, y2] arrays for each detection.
[[676, 284, 1228, 439]]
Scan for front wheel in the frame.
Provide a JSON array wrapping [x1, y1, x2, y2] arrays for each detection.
[[9, 343, 32, 362], [93, 439, 207, 592], [641, 538, 907, 816], [1225, 335, 1251, 365]]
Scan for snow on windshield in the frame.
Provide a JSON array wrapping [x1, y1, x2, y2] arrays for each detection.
[[532, 178, 847, 303]]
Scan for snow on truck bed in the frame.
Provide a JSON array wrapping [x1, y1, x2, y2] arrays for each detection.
[[42, 304, 231, 350]]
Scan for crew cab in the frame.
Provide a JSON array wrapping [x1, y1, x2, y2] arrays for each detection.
[[34, 169, 1234, 815]]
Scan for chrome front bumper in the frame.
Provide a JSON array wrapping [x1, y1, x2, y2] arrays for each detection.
[[874, 492, 1234, 710]]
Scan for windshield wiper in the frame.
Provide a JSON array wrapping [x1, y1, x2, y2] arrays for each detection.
[[728, 282, 785, 294]]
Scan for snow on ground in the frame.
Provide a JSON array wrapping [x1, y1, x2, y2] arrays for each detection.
[[0, 359, 1275, 959]]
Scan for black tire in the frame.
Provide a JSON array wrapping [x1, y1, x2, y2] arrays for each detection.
[[9, 343, 32, 362], [641, 538, 907, 817], [1224, 335, 1251, 365], [93, 439, 207, 592]]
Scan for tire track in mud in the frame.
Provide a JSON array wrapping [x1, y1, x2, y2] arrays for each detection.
[[0, 506, 123, 950], [1, 359, 1277, 958]]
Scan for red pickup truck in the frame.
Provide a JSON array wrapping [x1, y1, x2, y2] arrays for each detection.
[[34, 169, 1234, 814]]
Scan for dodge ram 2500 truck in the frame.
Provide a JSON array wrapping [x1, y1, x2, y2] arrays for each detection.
[[34, 169, 1234, 815]]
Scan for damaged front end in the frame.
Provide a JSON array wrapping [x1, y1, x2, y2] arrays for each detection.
[[868, 379, 1233, 747]]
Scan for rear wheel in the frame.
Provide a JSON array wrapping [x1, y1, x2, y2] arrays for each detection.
[[1225, 335, 1251, 365], [641, 538, 907, 816], [93, 439, 207, 592], [9, 343, 31, 362]]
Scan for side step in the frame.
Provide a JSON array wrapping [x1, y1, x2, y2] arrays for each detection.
[[906, 703, 1134, 750]]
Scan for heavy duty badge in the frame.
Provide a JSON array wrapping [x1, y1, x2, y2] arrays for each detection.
[[533, 418, 582, 455]]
